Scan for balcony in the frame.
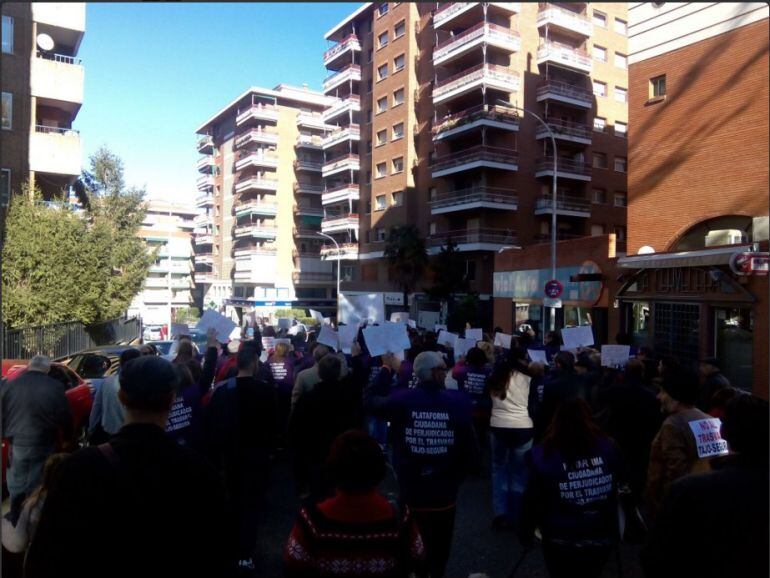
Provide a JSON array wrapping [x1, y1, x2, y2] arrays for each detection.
[[323, 95, 361, 124], [432, 145, 518, 178], [150, 260, 193, 274], [234, 247, 277, 258], [322, 125, 361, 150], [294, 182, 324, 195], [294, 204, 324, 218], [235, 201, 278, 217], [235, 151, 279, 171], [323, 64, 361, 93], [234, 176, 279, 193], [321, 242, 359, 261], [429, 187, 518, 215], [294, 158, 323, 173], [197, 135, 214, 154], [534, 232, 584, 244], [537, 4, 593, 37], [433, 63, 519, 104], [196, 175, 214, 191], [536, 118, 592, 145], [296, 228, 323, 239], [321, 213, 359, 234], [434, 22, 520, 66], [427, 228, 519, 252], [322, 154, 360, 177], [323, 34, 362, 68], [31, 52, 84, 108], [195, 253, 214, 265], [322, 184, 359, 206], [197, 155, 216, 173], [536, 80, 593, 109], [295, 134, 324, 150], [32, 3, 86, 33], [235, 128, 279, 148], [534, 195, 591, 217], [193, 214, 211, 228], [235, 104, 279, 126], [535, 156, 592, 181], [433, 2, 520, 29], [537, 41, 592, 74], [195, 193, 214, 207], [194, 234, 214, 245], [194, 272, 216, 283], [293, 271, 336, 285], [433, 104, 519, 141], [296, 111, 329, 130], [234, 223, 278, 239], [29, 126, 81, 176]]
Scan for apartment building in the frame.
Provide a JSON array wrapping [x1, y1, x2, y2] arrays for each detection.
[[195, 84, 339, 319], [321, 2, 629, 321], [0, 2, 85, 214], [616, 2, 768, 396], [127, 200, 198, 327]]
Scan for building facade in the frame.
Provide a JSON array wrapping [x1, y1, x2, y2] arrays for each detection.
[[618, 2, 769, 396], [321, 2, 629, 322], [128, 200, 198, 327], [194, 85, 339, 319]]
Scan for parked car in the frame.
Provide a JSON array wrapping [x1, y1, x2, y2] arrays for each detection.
[[56, 345, 140, 396], [143, 325, 164, 341], [147, 340, 174, 359]]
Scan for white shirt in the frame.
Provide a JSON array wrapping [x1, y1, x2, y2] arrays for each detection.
[[490, 370, 533, 429]]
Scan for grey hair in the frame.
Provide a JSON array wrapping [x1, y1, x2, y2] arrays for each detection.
[[28, 355, 52, 373], [413, 351, 444, 382], [313, 345, 330, 363]]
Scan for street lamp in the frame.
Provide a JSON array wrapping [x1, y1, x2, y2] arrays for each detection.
[[496, 99, 558, 332], [317, 231, 341, 323]]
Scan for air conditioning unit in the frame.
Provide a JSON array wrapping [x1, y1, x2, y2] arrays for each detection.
[[705, 229, 745, 247]]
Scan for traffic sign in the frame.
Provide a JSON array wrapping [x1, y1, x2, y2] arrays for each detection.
[[544, 279, 564, 298], [544, 297, 563, 308]]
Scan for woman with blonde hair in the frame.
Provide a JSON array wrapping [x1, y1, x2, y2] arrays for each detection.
[[268, 341, 297, 440]]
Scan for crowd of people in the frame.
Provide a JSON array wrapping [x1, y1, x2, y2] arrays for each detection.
[[0, 316, 767, 578]]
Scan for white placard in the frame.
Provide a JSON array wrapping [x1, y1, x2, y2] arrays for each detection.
[[561, 325, 595, 350], [362, 325, 390, 357], [688, 418, 729, 458], [465, 328, 483, 343], [494, 332, 513, 349], [407, 319, 417, 329], [278, 318, 291, 330], [528, 349, 548, 364], [274, 338, 292, 347], [390, 312, 410, 323], [383, 322, 412, 352], [308, 309, 324, 324], [261, 336, 275, 352], [434, 324, 448, 334], [339, 293, 386, 325], [417, 310, 440, 331], [317, 325, 340, 351], [196, 309, 238, 341], [454, 338, 475, 360], [437, 330, 458, 348], [601, 345, 631, 368], [338, 323, 360, 355], [171, 323, 189, 339], [322, 317, 332, 326]]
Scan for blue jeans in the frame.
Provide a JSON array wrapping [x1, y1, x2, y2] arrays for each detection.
[[490, 427, 533, 525], [7, 443, 57, 506]]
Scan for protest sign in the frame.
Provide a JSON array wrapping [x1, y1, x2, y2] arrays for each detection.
[[688, 418, 730, 458], [434, 324, 448, 334], [561, 325, 594, 350], [196, 309, 238, 341], [417, 310, 440, 331], [339, 293, 385, 325], [261, 336, 275, 352], [465, 328, 483, 343], [454, 338, 474, 360], [390, 312, 410, 323], [383, 322, 412, 352], [171, 323, 189, 339], [437, 330, 458, 348], [317, 325, 340, 351], [277, 318, 291, 330], [362, 326, 390, 357], [338, 323, 360, 354], [528, 349, 548, 364], [274, 338, 291, 347], [601, 345, 631, 368], [493, 332, 513, 349], [308, 309, 325, 324]]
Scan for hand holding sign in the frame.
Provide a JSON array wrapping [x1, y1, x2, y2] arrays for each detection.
[[494, 332, 513, 349], [561, 325, 594, 350]]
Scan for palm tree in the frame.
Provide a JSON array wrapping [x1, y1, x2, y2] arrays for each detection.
[[384, 224, 429, 312]]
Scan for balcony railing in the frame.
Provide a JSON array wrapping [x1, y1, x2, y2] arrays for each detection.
[[295, 134, 324, 148], [235, 151, 279, 171], [536, 80, 593, 107], [235, 128, 279, 148], [195, 234, 214, 245], [321, 242, 359, 259], [293, 271, 336, 283], [234, 176, 279, 193], [234, 223, 278, 238], [535, 195, 591, 214], [323, 64, 361, 91], [322, 125, 361, 148], [197, 135, 214, 152], [429, 187, 518, 211], [294, 159, 323, 172], [235, 201, 278, 216], [535, 156, 592, 177], [538, 118, 592, 141], [323, 95, 361, 122], [294, 182, 324, 194], [322, 183, 360, 205], [296, 228, 322, 238], [34, 124, 79, 135], [434, 22, 520, 62], [434, 2, 520, 28], [296, 111, 328, 129], [193, 214, 211, 228], [534, 232, 584, 243], [428, 228, 519, 247], [235, 104, 279, 126], [432, 145, 518, 174], [321, 214, 359, 231], [322, 154, 360, 176], [197, 156, 215, 172], [196, 175, 214, 190], [324, 34, 362, 66], [234, 247, 278, 257], [537, 41, 592, 73], [537, 4, 593, 36], [294, 205, 324, 217], [35, 51, 82, 65], [433, 63, 519, 101], [433, 104, 519, 137]]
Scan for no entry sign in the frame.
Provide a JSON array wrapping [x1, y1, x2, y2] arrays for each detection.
[[544, 279, 564, 298]]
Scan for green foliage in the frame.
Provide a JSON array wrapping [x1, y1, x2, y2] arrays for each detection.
[[174, 307, 200, 323], [384, 224, 429, 306], [426, 237, 468, 301], [275, 308, 318, 327]]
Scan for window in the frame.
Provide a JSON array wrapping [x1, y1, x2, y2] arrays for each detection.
[[392, 156, 404, 173], [614, 157, 627, 173], [593, 10, 606, 28], [394, 53, 405, 72], [650, 75, 666, 98], [377, 96, 387, 113], [1, 168, 10, 207], [378, 3, 389, 17], [393, 87, 405, 106], [1, 92, 11, 130], [615, 52, 627, 69], [614, 18, 627, 35], [429, 222, 437, 235], [429, 187, 437, 201], [614, 86, 627, 103], [590, 224, 604, 236], [614, 192, 628, 207], [593, 152, 607, 169], [376, 228, 387, 242], [392, 122, 404, 140], [366, 140, 372, 153], [392, 190, 403, 206], [593, 81, 606, 97], [378, 31, 389, 49], [593, 45, 606, 62], [366, 171, 372, 184], [394, 20, 405, 39], [367, 79, 373, 93], [367, 109, 372, 123], [615, 121, 627, 137], [375, 194, 387, 210], [376, 162, 387, 178], [592, 189, 607, 204], [465, 260, 476, 282], [2, 16, 13, 54], [593, 117, 606, 132], [376, 129, 387, 146], [377, 63, 388, 81], [367, 49, 373, 63], [614, 226, 627, 241]]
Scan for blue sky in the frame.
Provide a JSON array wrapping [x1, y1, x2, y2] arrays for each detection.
[[75, 2, 356, 203]]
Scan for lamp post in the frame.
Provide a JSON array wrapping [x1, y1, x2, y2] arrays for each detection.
[[317, 231, 341, 323], [496, 99, 558, 332]]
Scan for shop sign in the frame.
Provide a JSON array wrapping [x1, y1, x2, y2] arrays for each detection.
[[729, 252, 769, 276]]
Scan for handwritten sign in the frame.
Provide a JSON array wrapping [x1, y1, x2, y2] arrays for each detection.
[[465, 328, 483, 343], [338, 323, 360, 355], [317, 325, 340, 351], [528, 349, 548, 364], [601, 345, 631, 368], [434, 324, 448, 334], [494, 332, 513, 349], [196, 309, 238, 341], [437, 330, 458, 348], [561, 325, 594, 350], [261, 336, 275, 353], [689, 418, 729, 458]]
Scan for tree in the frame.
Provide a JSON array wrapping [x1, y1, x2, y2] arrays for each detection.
[[426, 237, 468, 301], [173, 307, 200, 324], [383, 224, 429, 310]]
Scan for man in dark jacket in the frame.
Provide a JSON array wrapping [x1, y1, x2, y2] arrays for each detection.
[[365, 351, 480, 578], [1, 355, 73, 521], [24, 356, 228, 578], [697, 356, 731, 412], [535, 351, 582, 441]]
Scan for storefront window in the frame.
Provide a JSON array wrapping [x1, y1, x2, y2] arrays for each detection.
[[563, 306, 592, 328], [515, 303, 542, 339], [630, 302, 650, 347], [654, 303, 700, 370], [715, 307, 753, 390]]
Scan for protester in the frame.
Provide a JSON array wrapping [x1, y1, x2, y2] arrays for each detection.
[[534, 351, 582, 441], [366, 351, 402, 447], [520, 398, 624, 578], [291, 344, 330, 409], [365, 351, 480, 578], [641, 394, 769, 578], [697, 356, 731, 412], [283, 430, 426, 578], [268, 341, 297, 440], [543, 331, 561, 361], [172, 338, 203, 384], [88, 348, 141, 445], [1, 355, 73, 524], [25, 356, 228, 578], [215, 338, 242, 383]]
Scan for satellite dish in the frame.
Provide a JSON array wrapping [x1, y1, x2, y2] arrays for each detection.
[[637, 245, 655, 255], [36, 33, 54, 52]]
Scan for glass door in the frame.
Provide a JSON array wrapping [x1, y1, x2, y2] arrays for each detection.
[[714, 307, 753, 390]]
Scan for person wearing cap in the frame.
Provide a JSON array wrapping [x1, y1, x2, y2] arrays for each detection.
[[25, 356, 228, 578], [646, 368, 712, 523], [697, 356, 731, 412]]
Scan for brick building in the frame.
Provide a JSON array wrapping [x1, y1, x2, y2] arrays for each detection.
[[617, 2, 769, 396]]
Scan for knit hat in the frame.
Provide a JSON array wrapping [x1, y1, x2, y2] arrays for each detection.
[[119, 356, 178, 401]]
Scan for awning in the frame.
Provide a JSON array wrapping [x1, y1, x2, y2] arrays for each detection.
[[617, 245, 754, 269]]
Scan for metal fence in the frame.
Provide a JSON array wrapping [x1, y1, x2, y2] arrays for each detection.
[[2, 316, 142, 361]]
